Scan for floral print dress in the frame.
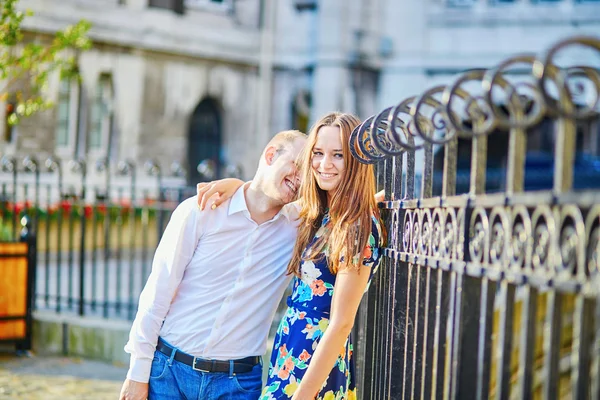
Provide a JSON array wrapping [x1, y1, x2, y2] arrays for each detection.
[[260, 211, 382, 400]]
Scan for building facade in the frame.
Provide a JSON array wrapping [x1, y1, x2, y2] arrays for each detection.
[[1, 0, 599, 195]]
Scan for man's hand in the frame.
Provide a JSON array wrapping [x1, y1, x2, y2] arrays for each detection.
[[119, 379, 148, 400]]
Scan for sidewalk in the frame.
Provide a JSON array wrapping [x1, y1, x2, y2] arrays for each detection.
[[0, 349, 127, 399]]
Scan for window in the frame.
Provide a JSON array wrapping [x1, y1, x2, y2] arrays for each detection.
[[55, 75, 82, 155], [291, 90, 311, 134], [148, 0, 184, 14], [3, 101, 16, 144], [188, 98, 222, 184], [88, 74, 113, 153], [55, 78, 72, 147]]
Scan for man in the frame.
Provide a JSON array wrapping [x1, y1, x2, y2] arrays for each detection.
[[119, 130, 306, 400]]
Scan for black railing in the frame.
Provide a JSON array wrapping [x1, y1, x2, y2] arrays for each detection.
[[0, 157, 197, 320], [351, 36, 600, 399]]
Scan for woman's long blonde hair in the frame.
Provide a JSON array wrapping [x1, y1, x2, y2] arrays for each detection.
[[287, 112, 379, 276]]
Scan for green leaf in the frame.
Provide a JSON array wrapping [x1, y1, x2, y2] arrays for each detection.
[[1, 0, 92, 124]]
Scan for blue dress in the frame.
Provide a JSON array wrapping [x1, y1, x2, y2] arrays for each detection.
[[260, 212, 382, 400]]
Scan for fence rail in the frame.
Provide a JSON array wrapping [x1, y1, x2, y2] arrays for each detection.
[[351, 36, 600, 399], [0, 157, 197, 320]]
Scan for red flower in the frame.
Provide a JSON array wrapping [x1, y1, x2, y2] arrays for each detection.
[[277, 368, 290, 380], [283, 357, 295, 370], [279, 344, 288, 357], [310, 279, 327, 296], [96, 203, 107, 215], [298, 350, 311, 362], [60, 200, 71, 214]]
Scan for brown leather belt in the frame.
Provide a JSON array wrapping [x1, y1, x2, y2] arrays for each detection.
[[156, 339, 261, 374]]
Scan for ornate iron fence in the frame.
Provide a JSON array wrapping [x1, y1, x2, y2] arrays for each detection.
[[351, 36, 600, 399], [0, 158, 197, 320]]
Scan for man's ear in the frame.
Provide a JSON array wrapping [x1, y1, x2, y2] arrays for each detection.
[[264, 146, 278, 166]]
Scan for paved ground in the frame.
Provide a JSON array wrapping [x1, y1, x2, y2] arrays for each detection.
[[0, 349, 127, 399]]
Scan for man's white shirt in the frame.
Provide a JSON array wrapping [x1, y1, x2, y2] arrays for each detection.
[[125, 184, 299, 382]]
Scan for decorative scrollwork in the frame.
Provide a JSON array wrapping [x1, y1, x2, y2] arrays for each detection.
[[469, 208, 489, 264], [22, 156, 39, 173], [349, 35, 600, 168], [456, 208, 465, 261], [412, 212, 421, 254], [369, 107, 405, 157], [531, 207, 555, 274], [481, 54, 546, 131], [1, 156, 17, 173], [585, 206, 600, 278], [442, 210, 457, 260], [532, 225, 550, 271], [559, 222, 578, 275], [387, 97, 420, 151], [411, 85, 457, 145], [420, 210, 432, 256], [349, 116, 388, 165], [490, 222, 504, 263], [489, 207, 509, 265], [557, 206, 585, 278], [442, 69, 497, 138], [509, 206, 532, 272], [391, 209, 400, 250], [403, 211, 413, 253], [431, 209, 444, 258], [511, 220, 527, 267], [534, 35, 600, 120]]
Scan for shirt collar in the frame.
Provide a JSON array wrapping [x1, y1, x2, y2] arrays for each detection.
[[228, 183, 250, 216], [227, 182, 293, 222]]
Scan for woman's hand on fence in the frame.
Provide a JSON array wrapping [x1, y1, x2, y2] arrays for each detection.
[[196, 178, 245, 210], [119, 379, 148, 400]]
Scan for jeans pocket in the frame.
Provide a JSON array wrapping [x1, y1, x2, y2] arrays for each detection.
[[149, 351, 169, 380], [232, 365, 263, 393]]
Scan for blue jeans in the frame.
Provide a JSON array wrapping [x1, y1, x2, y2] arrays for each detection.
[[148, 349, 263, 400]]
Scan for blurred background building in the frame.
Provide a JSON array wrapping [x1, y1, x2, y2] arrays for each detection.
[[1, 0, 599, 189]]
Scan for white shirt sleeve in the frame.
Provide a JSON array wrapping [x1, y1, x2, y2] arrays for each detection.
[[124, 197, 203, 383]]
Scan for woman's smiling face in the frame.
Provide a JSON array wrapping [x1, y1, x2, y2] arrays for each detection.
[[311, 125, 345, 201]]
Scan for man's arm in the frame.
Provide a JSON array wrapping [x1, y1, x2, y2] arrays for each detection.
[[122, 198, 204, 387]]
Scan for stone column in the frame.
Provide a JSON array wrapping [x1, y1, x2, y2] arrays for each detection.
[[309, 0, 351, 123]]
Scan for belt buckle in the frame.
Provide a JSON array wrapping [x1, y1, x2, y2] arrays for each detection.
[[192, 357, 211, 373]]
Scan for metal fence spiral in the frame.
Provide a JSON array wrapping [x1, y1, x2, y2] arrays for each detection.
[[351, 35, 600, 400]]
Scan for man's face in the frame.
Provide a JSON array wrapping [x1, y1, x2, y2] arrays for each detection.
[[266, 138, 305, 205]]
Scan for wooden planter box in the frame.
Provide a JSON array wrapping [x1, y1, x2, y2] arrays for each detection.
[[0, 240, 34, 350]]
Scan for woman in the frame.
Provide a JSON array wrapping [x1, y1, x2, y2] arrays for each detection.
[[199, 112, 382, 399]]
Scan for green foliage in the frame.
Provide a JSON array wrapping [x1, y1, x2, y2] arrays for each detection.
[[0, 217, 13, 240], [1, 0, 91, 124]]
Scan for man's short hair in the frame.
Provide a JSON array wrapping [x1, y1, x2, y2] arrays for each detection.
[[263, 130, 306, 156]]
